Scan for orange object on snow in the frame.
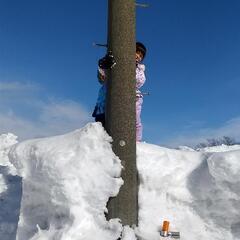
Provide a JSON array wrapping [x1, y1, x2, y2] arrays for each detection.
[[160, 220, 180, 238], [162, 220, 170, 232]]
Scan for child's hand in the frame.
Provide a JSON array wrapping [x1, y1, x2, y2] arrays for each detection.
[[98, 51, 116, 69]]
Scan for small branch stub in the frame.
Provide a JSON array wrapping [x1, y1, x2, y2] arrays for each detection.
[[93, 42, 108, 48]]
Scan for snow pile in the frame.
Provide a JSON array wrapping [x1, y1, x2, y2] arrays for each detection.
[[121, 226, 137, 240], [0, 133, 18, 167], [8, 123, 123, 240], [1, 123, 240, 240], [0, 133, 17, 195], [200, 144, 240, 153], [0, 133, 21, 240], [137, 143, 240, 240]]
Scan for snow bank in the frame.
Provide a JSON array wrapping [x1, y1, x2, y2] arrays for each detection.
[[0, 133, 21, 240], [8, 123, 123, 240], [0, 133, 18, 168], [200, 144, 240, 153], [122, 226, 137, 240], [1, 123, 240, 240], [137, 143, 240, 240]]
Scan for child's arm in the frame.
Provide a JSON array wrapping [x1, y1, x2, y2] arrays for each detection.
[[97, 67, 106, 84], [136, 64, 146, 89]]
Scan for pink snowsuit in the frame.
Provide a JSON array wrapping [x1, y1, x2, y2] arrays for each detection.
[[95, 63, 146, 141], [136, 63, 146, 142]]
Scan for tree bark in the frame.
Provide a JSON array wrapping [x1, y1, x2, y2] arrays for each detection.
[[106, 0, 137, 226]]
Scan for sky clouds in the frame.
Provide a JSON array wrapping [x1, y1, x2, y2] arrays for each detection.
[[0, 80, 239, 147], [165, 117, 240, 148], [0, 101, 91, 140], [0, 81, 91, 140], [0, 81, 40, 92], [1, 0, 240, 147]]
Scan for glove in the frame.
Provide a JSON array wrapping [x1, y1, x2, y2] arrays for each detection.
[[98, 51, 116, 69]]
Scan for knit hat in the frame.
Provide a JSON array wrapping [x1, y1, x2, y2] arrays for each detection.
[[136, 42, 147, 59]]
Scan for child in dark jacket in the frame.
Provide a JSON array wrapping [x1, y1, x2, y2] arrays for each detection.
[[92, 42, 147, 141]]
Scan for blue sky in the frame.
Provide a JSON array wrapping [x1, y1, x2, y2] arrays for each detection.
[[0, 0, 240, 147]]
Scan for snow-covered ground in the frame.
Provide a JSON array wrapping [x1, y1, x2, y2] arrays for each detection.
[[1, 123, 240, 240]]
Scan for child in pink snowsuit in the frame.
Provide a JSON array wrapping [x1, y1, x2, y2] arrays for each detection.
[[136, 42, 146, 142], [93, 42, 146, 141]]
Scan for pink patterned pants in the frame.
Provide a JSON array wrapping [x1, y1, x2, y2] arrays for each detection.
[[136, 97, 143, 141]]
